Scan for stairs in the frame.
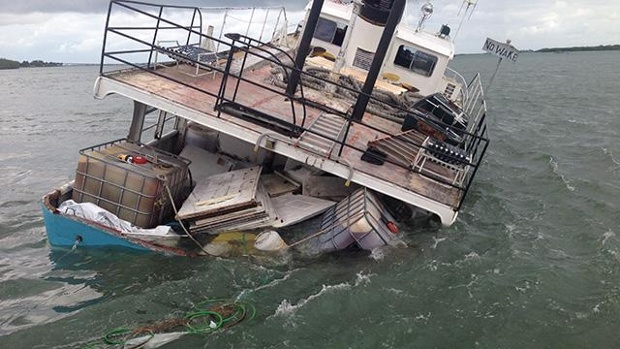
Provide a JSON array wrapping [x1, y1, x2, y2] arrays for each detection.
[[296, 113, 347, 158], [366, 130, 427, 168]]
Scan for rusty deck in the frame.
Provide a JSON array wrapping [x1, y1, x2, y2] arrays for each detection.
[[105, 62, 462, 209]]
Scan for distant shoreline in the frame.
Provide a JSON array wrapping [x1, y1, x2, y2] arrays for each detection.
[[535, 44, 620, 53], [0, 58, 63, 70], [3, 44, 619, 69]]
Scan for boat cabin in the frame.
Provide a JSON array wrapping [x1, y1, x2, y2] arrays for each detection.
[[306, 0, 459, 99]]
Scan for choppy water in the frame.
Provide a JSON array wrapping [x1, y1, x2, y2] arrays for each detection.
[[1, 51, 620, 348]]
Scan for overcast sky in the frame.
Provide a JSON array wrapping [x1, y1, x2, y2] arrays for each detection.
[[0, 0, 618, 63]]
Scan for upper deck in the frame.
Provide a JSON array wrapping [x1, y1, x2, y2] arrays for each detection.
[[94, 1, 489, 226]]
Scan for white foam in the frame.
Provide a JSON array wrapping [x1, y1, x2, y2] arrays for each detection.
[[602, 229, 615, 246], [464, 252, 481, 262], [549, 156, 575, 191], [273, 282, 351, 318], [369, 247, 386, 261], [235, 271, 293, 302], [602, 147, 620, 167], [432, 237, 447, 249], [354, 271, 374, 286]]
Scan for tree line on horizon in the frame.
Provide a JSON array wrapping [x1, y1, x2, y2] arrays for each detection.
[[2, 43, 618, 69], [537, 44, 620, 53], [0, 58, 63, 70]]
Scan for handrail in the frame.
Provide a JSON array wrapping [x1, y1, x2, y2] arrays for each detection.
[[219, 32, 308, 129], [444, 66, 469, 104], [99, 0, 489, 210]]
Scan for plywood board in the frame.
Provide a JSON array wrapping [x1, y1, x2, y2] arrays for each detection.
[[271, 194, 336, 228], [260, 172, 300, 197], [177, 166, 262, 220]]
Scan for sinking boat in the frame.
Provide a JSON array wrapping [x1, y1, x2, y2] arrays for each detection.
[[41, 0, 489, 255]]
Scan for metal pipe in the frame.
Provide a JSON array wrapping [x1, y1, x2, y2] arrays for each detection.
[[350, 0, 406, 122], [128, 101, 147, 142]]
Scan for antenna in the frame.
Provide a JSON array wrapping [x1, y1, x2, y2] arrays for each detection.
[[458, 0, 478, 18], [454, 0, 478, 41], [416, 2, 434, 31]]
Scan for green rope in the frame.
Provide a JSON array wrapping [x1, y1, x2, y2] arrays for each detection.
[[103, 327, 132, 345], [242, 232, 248, 256], [184, 311, 223, 334], [102, 327, 155, 347], [98, 299, 256, 345]]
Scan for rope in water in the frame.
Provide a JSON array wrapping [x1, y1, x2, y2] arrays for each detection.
[[86, 299, 256, 348]]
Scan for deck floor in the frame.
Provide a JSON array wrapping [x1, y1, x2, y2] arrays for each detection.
[[107, 62, 462, 208]]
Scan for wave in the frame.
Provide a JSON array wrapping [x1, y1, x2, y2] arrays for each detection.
[[235, 270, 293, 301], [271, 272, 373, 318], [548, 156, 575, 191], [602, 147, 620, 170]]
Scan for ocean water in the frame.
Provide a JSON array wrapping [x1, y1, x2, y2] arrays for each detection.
[[1, 50, 620, 348]]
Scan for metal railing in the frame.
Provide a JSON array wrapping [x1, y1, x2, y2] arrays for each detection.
[[98, 0, 490, 210]]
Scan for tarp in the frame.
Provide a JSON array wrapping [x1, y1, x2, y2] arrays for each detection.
[[58, 200, 175, 238]]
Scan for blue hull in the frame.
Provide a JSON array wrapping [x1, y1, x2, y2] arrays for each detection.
[[40, 201, 151, 251]]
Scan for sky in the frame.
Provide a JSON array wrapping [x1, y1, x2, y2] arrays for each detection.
[[0, 0, 618, 63]]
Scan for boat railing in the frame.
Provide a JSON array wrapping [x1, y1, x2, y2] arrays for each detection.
[[455, 73, 489, 210], [100, 1, 290, 73], [444, 66, 468, 103], [216, 34, 489, 208], [100, 0, 303, 127], [209, 6, 290, 52], [214, 32, 309, 132], [98, 0, 488, 210]]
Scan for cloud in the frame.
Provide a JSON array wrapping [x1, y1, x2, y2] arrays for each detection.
[[0, 0, 306, 15], [0, 1, 110, 14], [0, 12, 105, 63], [0, 0, 619, 62]]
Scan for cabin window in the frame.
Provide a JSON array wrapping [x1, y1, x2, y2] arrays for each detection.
[[313, 17, 347, 46], [394, 45, 438, 77], [353, 48, 374, 71]]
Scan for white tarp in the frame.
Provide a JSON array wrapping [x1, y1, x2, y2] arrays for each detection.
[[58, 200, 176, 238]]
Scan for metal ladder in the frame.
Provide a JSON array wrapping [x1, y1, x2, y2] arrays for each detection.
[[366, 129, 427, 168], [296, 113, 347, 158]]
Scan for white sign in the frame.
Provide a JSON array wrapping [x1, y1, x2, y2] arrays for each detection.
[[482, 38, 519, 63]]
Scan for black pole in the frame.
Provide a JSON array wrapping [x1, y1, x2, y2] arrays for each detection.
[[350, 0, 406, 121], [286, 0, 325, 96]]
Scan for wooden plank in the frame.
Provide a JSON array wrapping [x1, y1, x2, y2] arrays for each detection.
[[191, 206, 265, 227], [177, 166, 262, 220]]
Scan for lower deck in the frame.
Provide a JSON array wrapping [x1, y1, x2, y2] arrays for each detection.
[[96, 61, 464, 225]]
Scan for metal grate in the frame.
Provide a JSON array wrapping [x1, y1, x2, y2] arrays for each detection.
[[352, 48, 374, 71]]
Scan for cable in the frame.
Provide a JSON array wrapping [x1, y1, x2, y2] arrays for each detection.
[[103, 327, 133, 345], [161, 178, 210, 255]]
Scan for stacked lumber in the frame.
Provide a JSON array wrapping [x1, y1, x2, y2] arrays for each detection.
[[176, 166, 272, 234], [176, 165, 338, 235]]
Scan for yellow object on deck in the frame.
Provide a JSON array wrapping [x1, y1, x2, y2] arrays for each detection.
[[382, 72, 400, 84], [203, 232, 258, 257]]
